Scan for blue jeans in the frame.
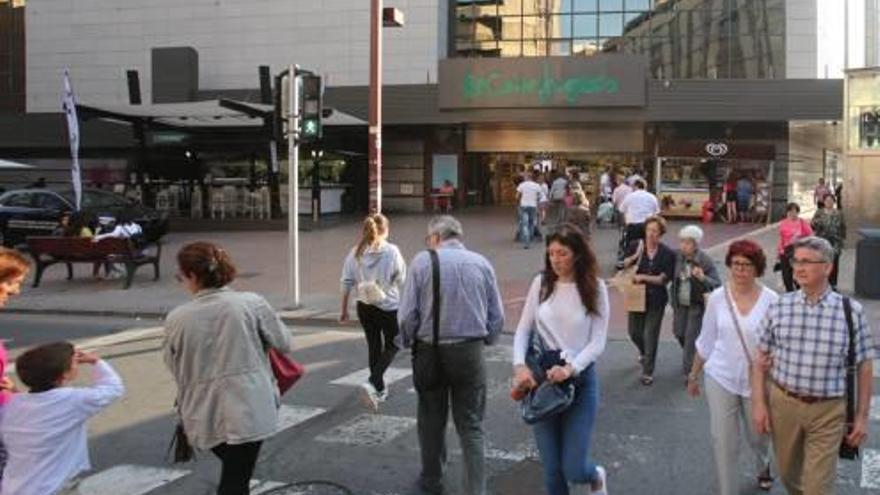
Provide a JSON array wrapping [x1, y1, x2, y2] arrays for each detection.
[[532, 365, 600, 495], [519, 206, 538, 247]]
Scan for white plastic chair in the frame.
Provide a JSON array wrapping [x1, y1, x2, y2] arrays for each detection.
[[190, 187, 203, 219], [210, 187, 225, 220]]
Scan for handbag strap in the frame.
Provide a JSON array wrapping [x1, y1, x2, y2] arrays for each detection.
[[723, 285, 754, 368], [428, 249, 441, 348], [843, 296, 856, 427]]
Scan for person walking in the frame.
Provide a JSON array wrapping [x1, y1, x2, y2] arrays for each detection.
[[723, 174, 738, 223], [776, 203, 813, 292], [397, 216, 504, 495], [512, 225, 609, 495], [517, 172, 546, 249], [619, 179, 659, 246], [0, 248, 30, 484], [810, 193, 845, 290], [686, 240, 777, 495], [752, 236, 876, 495], [563, 191, 592, 238], [671, 225, 721, 378], [164, 241, 294, 495], [736, 174, 755, 223], [547, 172, 570, 226], [340, 213, 407, 411], [622, 215, 675, 386], [813, 177, 831, 209]]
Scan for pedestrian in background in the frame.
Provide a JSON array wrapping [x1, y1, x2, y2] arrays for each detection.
[[547, 171, 570, 226], [619, 179, 659, 246], [810, 193, 845, 290], [776, 203, 812, 292], [397, 216, 504, 495], [0, 248, 30, 485], [671, 225, 720, 379], [512, 225, 609, 495], [752, 237, 876, 495], [164, 241, 294, 495], [563, 191, 592, 238], [736, 174, 755, 223], [687, 240, 776, 495], [622, 215, 675, 386], [340, 213, 407, 411], [516, 171, 545, 249], [812, 177, 831, 209], [723, 173, 738, 223]]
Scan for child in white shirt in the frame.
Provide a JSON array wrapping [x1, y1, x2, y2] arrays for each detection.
[[0, 342, 124, 495]]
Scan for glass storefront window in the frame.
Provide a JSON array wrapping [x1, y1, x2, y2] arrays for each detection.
[[573, 14, 598, 37], [847, 70, 880, 150], [599, 12, 623, 36], [574, 0, 598, 12], [599, 0, 624, 11]]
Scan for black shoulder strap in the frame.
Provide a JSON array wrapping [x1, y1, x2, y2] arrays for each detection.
[[429, 249, 441, 348], [843, 296, 856, 426]]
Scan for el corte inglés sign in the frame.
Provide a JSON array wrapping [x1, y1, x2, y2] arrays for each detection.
[[439, 55, 647, 109]]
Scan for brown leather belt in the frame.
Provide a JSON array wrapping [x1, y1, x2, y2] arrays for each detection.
[[773, 381, 838, 404]]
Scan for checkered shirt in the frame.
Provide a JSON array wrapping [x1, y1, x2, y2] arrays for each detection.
[[757, 288, 877, 398]]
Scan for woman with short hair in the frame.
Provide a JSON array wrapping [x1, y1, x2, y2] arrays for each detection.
[[512, 224, 609, 495], [671, 225, 721, 380], [340, 213, 406, 411], [164, 241, 293, 495], [687, 240, 777, 494], [623, 215, 676, 386], [0, 248, 30, 484]]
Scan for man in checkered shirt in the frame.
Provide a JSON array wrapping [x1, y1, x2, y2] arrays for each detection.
[[751, 236, 876, 495]]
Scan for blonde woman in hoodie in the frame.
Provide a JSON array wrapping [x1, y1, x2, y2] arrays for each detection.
[[340, 213, 407, 411]]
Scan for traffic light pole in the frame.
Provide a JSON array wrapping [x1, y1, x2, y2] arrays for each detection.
[[369, 0, 382, 213], [288, 65, 301, 308]]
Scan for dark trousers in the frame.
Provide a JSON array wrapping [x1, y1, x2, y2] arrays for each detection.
[[356, 302, 400, 392], [211, 441, 262, 495], [625, 222, 646, 244], [830, 252, 840, 289], [628, 306, 666, 376], [412, 340, 487, 495], [781, 254, 798, 292]]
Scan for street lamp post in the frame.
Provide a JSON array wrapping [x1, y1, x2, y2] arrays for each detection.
[[368, 1, 403, 213]]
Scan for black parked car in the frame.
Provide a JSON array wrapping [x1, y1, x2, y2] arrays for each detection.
[[0, 188, 169, 247]]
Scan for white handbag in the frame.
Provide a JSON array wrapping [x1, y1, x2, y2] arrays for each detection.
[[357, 263, 387, 305]]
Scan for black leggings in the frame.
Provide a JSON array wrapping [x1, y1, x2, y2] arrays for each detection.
[[356, 302, 400, 392], [781, 254, 799, 292], [211, 441, 262, 495]]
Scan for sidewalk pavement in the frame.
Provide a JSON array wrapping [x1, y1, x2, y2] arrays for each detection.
[[9, 207, 876, 335]]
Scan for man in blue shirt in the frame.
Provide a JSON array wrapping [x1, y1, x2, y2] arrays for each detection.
[[397, 215, 504, 495]]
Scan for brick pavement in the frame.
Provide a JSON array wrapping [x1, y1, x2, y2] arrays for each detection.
[[9, 207, 875, 337]]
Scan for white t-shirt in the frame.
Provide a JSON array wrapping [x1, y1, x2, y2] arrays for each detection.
[[517, 181, 545, 208], [513, 275, 609, 373], [600, 173, 613, 197], [612, 183, 633, 209], [0, 360, 125, 495], [696, 286, 779, 397], [619, 189, 660, 224]]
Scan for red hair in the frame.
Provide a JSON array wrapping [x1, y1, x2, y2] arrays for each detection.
[[0, 248, 30, 283], [726, 239, 766, 276]]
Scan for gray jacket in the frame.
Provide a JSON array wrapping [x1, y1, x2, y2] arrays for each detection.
[[670, 249, 721, 309], [341, 241, 407, 311], [163, 288, 293, 450]]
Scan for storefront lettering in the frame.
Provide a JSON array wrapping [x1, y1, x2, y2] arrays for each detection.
[[462, 64, 620, 105]]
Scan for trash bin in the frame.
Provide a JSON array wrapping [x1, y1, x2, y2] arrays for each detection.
[[855, 228, 880, 299]]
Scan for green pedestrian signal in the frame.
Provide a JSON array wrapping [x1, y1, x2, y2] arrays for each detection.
[[299, 74, 323, 143], [302, 118, 319, 137]]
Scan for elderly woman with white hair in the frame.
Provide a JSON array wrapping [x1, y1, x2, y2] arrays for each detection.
[[671, 225, 720, 379]]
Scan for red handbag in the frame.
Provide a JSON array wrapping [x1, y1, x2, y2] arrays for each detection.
[[268, 348, 304, 395]]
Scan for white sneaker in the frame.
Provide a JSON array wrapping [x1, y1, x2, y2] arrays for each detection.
[[591, 466, 608, 495], [359, 382, 379, 412], [377, 388, 388, 402]]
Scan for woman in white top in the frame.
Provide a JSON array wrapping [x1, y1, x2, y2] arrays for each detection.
[[687, 239, 777, 494], [512, 224, 609, 495]]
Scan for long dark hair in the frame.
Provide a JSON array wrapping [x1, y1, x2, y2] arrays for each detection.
[[540, 224, 600, 315]]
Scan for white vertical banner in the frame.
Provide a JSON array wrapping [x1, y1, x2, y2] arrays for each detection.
[[62, 69, 82, 210]]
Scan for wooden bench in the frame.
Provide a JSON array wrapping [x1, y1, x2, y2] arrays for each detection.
[[26, 237, 162, 289]]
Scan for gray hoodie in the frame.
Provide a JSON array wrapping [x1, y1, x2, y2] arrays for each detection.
[[341, 241, 407, 312]]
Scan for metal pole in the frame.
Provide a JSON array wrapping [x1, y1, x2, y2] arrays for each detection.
[[288, 65, 301, 307], [369, 0, 383, 213], [312, 150, 321, 223]]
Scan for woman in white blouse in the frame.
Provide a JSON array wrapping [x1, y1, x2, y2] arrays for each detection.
[[512, 224, 610, 495], [687, 239, 777, 494]]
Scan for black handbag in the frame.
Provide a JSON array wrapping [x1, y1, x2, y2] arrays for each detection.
[[839, 296, 860, 460], [167, 422, 195, 463], [412, 249, 446, 392], [520, 325, 575, 425]]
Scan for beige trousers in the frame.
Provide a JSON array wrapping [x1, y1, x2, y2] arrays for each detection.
[[768, 383, 845, 495]]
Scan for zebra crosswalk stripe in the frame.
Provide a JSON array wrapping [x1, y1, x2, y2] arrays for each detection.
[[329, 367, 411, 387], [74, 465, 189, 495], [862, 449, 880, 489]]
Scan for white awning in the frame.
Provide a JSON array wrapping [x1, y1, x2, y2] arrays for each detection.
[[0, 159, 35, 169]]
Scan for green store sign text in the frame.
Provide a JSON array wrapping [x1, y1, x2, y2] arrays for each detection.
[[462, 64, 621, 105]]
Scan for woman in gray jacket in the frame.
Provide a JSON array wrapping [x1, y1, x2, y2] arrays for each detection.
[[340, 213, 406, 411], [164, 241, 293, 495], [671, 225, 721, 380]]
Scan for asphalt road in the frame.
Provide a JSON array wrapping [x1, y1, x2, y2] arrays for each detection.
[[2, 314, 879, 495]]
